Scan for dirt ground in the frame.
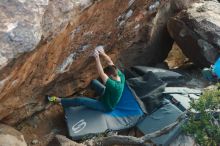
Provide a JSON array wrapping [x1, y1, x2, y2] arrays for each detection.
[[17, 104, 67, 146]]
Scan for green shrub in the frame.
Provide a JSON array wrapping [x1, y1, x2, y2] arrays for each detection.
[[183, 84, 220, 146]]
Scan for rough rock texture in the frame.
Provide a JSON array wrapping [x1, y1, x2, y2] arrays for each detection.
[[49, 135, 85, 146], [0, 124, 27, 146], [0, 0, 94, 125], [0, 0, 48, 69], [167, 0, 220, 67], [120, 0, 196, 67], [0, 0, 93, 70], [41, 0, 94, 40], [0, 0, 195, 125]]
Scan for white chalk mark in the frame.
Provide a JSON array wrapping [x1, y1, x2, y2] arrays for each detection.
[[57, 53, 77, 73]]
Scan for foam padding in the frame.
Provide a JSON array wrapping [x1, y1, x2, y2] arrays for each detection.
[[137, 103, 185, 146], [65, 83, 144, 140]]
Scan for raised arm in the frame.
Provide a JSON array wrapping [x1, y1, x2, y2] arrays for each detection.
[[93, 50, 109, 84], [96, 46, 114, 65]]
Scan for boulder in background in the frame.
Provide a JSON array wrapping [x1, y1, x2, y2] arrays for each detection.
[[167, 0, 220, 67], [0, 124, 27, 146]]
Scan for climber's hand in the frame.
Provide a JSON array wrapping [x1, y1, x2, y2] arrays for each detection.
[[96, 46, 105, 55], [92, 50, 99, 58]]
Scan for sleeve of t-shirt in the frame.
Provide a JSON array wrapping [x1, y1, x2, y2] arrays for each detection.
[[117, 69, 125, 80]]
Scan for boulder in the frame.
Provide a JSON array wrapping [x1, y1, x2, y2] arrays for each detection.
[[0, 124, 27, 146], [0, 0, 93, 70], [0, 0, 195, 125], [167, 0, 220, 67]]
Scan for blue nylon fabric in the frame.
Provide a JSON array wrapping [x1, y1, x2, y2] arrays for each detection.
[[214, 58, 220, 78], [106, 83, 144, 117]]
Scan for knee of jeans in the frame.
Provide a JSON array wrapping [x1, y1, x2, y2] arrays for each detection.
[[90, 80, 96, 88], [90, 79, 98, 85], [91, 79, 96, 84]]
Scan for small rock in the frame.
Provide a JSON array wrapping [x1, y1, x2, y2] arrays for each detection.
[[31, 139, 39, 145]]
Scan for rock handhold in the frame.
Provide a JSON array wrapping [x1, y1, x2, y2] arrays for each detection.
[[0, 124, 27, 146], [167, 0, 220, 67]]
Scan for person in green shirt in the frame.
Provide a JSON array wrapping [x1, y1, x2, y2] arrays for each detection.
[[48, 46, 125, 112]]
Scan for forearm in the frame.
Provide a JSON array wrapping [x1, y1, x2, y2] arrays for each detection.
[[95, 56, 105, 76], [93, 50, 108, 83], [101, 53, 114, 65]]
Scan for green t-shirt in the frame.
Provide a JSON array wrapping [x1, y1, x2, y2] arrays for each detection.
[[100, 69, 125, 111]]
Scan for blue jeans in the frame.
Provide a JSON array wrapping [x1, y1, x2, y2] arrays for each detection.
[[61, 80, 109, 112]]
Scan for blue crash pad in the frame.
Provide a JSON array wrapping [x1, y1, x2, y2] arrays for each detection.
[[64, 83, 144, 140], [131, 66, 185, 86], [137, 102, 185, 146], [163, 87, 201, 111]]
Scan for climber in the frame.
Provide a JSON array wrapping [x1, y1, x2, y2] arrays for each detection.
[[47, 46, 125, 112]]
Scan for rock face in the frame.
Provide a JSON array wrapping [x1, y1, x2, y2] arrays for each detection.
[[167, 0, 220, 67], [0, 0, 48, 69], [0, 0, 195, 125], [41, 0, 94, 40], [0, 0, 93, 70], [0, 0, 94, 125], [0, 124, 27, 146], [120, 0, 195, 67]]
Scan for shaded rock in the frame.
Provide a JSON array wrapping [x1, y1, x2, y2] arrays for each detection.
[[0, 124, 27, 146], [167, 0, 220, 67], [120, 0, 195, 67], [49, 135, 85, 146]]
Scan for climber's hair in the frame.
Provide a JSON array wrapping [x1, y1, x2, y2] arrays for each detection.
[[104, 65, 118, 77]]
